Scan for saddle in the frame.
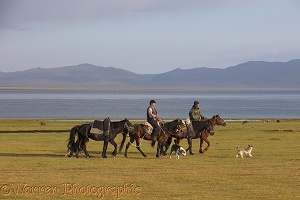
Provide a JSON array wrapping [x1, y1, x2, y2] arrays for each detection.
[[90, 120, 104, 135]]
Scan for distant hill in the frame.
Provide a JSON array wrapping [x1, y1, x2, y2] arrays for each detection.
[[0, 60, 299, 90]]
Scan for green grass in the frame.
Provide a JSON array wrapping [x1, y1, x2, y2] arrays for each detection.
[[0, 118, 300, 199]]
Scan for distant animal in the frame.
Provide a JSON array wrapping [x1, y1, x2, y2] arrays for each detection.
[[40, 121, 46, 125], [236, 145, 253, 158], [169, 144, 186, 159]]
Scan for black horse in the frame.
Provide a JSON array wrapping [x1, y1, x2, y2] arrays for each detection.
[[66, 118, 132, 158]]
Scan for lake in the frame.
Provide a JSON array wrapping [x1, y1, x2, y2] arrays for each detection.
[[0, 90, 299, 119]]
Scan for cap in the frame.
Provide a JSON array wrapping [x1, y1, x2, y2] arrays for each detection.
[[194, 101, 199, 105], [150, 100, 156, 104]]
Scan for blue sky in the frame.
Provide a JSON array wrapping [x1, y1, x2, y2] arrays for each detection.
[[0, 0, 299, 74]]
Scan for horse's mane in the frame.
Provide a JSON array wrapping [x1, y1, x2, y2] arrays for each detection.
[[163, 119, 178, 130], [110, 118, 130, 128]]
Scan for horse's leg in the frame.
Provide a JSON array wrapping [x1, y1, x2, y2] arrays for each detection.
[[124, 141, 130, 158], [124, 136, 133, 158], [174, 138, 181, 144], [199, 138, 204, 153], [164, 136, 172, 154], [186, 138, 194, 155], [81, 143, 90, 158], [109, 139, 118, 157], [118, 133, 127, 153], [156, 143, 160, 158], [161, 142, 167, 156], [202, 136, 210, 153], [75, 138, 82, 158], [102, 139, 108, 158], [136, 138, 147, 158]]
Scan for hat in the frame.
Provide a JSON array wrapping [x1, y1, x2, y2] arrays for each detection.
[[194, 101, 199, 105], [150, 100, 156, 104]]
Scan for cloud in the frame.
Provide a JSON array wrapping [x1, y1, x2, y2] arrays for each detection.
[[0, 0, 224, 31]]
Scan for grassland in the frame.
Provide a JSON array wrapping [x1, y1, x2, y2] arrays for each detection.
[[0, 118, 300, 200]]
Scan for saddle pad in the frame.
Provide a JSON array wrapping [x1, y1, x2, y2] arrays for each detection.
[[186, 118, 191, 125], [142, 122, 153, 135], [90, 128, 103, 135]]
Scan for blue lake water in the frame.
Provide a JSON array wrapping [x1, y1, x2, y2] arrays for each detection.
[[0, 90, 299, 119]]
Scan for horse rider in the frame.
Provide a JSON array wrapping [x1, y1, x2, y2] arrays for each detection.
[[188, 101, 206, 133], [147, 100, 161, 147]]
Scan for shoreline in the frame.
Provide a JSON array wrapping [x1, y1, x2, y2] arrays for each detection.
[[1, 118, 299, 121], [1, 86, 300, 92]]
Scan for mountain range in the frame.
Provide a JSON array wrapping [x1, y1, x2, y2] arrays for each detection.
[[0, 59, 299, 90]]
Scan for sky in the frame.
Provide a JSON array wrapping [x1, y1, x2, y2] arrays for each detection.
[[0, 0, 299, 74]]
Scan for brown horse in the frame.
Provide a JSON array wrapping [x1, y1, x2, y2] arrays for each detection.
[[124, 118, 185, 158], [168, 114, 226, 155]]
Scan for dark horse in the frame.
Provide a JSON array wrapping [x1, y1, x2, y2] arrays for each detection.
[[167, 114, 226, 155], [66, 118, 132, 158], [124, 118, 186, 158]]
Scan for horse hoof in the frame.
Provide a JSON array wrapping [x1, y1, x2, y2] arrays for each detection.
[[190, 152, 194, 155]]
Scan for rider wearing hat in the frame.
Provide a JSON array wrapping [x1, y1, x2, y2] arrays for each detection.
[[189, 101, 206, 121], [147, 100, 161, 147], [188, 101, 206, 133]]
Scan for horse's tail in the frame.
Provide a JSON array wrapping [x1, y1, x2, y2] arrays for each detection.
[[67, 125, 79, 151]]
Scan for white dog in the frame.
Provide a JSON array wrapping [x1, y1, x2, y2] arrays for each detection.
[[236, 144, 253, 158], [170, 144, 186, 159]]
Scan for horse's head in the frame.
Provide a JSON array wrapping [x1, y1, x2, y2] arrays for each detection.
[[124, 118, 134, 132], [176, 118, 187, 133], [211, 114, 226, 126]]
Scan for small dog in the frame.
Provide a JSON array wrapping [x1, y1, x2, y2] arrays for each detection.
[[236, 144, 253, 158], [170, 144, 186, 159]]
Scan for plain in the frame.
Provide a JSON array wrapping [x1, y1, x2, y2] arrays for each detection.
[[0, 118, 299, 200]]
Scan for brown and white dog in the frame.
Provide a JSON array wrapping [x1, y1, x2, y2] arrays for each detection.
[[170, 144, 186, 159], [236, 144, 253, 158]]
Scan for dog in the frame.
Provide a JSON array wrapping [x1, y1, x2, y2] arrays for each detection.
[[170, 144, 186, 159], [236, 144, 253, 158]]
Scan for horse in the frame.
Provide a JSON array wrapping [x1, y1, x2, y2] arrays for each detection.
[[124, 118, 186, 158], [66, 118, 132, 158], [167, 114, 226, 155]]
